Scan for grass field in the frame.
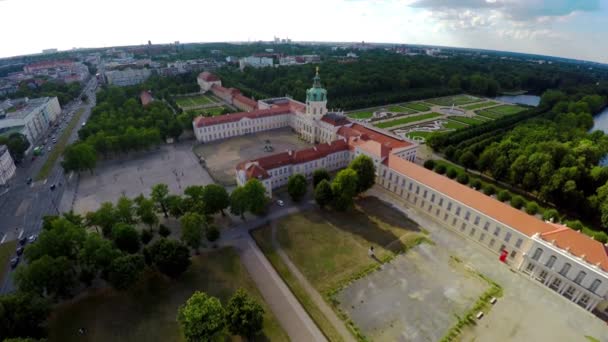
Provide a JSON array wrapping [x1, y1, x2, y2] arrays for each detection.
[[347, 110, 373, 119], [175, 95, 214, 108], [478, 104, 525, 119], [428, 95, 482, 106], [462, 101, 498, 110], [48, 247, 287, 342], [406, 131, 436, 139], [386, 105, 411, 113], [375, 112, 442, 129], [443, 120, 468, 129], [448, 116, 487, 126], [402, 102, 431, 112], [35, 108, 85, 181], [0, 240, 17, 285]]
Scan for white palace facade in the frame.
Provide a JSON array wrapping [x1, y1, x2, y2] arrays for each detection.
[[193, 71, 608, 318]]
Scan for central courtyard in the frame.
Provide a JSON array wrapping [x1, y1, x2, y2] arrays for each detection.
[[193, 127, 312, 186]]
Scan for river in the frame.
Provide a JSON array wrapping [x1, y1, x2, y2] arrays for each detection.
[[591, 107, 608, 134], [494, 94, 540, 107]]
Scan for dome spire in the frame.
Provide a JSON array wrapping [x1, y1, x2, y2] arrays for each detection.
[[313, 66, 321, 88]]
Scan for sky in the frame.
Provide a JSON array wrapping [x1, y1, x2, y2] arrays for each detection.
[[0, 0, 607, 63]]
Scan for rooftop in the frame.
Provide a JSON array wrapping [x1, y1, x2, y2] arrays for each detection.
[[195, 106, 293, 127], [542, 223, 608, 272], [198, 71, 220, 82]]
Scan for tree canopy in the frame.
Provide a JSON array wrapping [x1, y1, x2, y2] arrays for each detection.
[[177, 291, 226, 342], [287, 174, 307, 202]]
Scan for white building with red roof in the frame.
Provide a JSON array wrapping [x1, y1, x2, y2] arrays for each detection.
[[197, 71, 221, 92]]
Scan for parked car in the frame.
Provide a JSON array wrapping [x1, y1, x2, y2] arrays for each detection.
[[27, 234, 38, 243], [277, 200, 285, 207], [49, 184, 56, 191], [10, 256, 19, 269], [18, 236, 27, 246], [26, 177, 32, 185], [15, 246, 24, 256]]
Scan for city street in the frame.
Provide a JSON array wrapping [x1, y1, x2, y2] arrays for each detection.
[[0, 78, 97, 293]]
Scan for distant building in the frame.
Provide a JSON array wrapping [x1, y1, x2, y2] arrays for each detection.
[[197, 72, 222, 92], [23, 59, 89, 84], [42, 48, 58, 54], [104, 68, 151, 86], [0, 145, 16, 184], [0, 97, 61, 144], [239, 56, 273, 70]]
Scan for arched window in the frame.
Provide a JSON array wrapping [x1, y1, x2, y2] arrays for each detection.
[[574, 271, 586, 284], [532, 248, 543, 261], [590, 279, 601, 292], [545, 255, 556, 268]]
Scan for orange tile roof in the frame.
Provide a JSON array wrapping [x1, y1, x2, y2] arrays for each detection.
[[140, 90, 153, 106], [349, 123, 412, 150], [233, 94, 258, 109], [198, 71, 220, 82], [542, 223, 608, 272], [386, 155, 555, 238]]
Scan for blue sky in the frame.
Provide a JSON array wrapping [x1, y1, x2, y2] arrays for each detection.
[[0, 0, 606, 63]]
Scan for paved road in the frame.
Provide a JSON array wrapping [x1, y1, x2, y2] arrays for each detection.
[[0, 78, 97, 294]]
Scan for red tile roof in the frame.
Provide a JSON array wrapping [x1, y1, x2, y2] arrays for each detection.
[[211, 84, 240, 96], [233, 94, 258, 109], [542, 223, 608, 271], [25, 60, 74, 71], [386, 155, 555, 238], [195, 106, 292, 127], [321, 113, 349, 126], [198, 71, 220, 82], [348, 123, 412, 150], [140, 90, 153, 106]]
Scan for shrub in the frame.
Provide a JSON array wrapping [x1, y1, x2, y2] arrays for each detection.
[[497, 190, 511, 202], [542, 209, 559, 222], [444, 146, 456, 160], [423, 159, 436, 170], [525, 201, 539, 215], [470, 179, 482, 190], [159, 224, 171, 237], [510, 195, 525, 209], [482, 184, 496, 196], [434, 164, 447, 174], [593, 231, 608, 243], [206, 225, 220, 242], [565, 220, 584, 231], [456, 173, 469, 185], [141, 229, 153, 245], [446, 168, 458, 179]]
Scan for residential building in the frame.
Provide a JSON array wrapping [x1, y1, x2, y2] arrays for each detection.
[[239, 56, 273, 70], [104, 68, 151, 86], [0, 97, 61, 143], [197, 72, 222, 92], [0, 145, 16, 185]]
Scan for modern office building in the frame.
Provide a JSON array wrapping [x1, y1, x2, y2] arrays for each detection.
[[0, 97, 61, 144]]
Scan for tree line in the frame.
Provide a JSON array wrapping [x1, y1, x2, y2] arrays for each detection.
[[2, 80, 83, 106]]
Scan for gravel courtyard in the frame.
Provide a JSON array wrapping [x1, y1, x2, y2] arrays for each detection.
[[337, 243, 488, 341], [193, 127, 311, 186], [73, 143, 213, 214]]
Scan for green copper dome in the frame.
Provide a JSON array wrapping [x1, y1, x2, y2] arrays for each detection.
[[306, 68, 327, 102]]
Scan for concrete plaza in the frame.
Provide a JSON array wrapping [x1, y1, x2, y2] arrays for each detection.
[[73, 143, 213, 214]]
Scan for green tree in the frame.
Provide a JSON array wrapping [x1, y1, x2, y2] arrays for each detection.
[[61, 142, 97, 173], [177, 291, 226, 342], [331, 168, 359, 211], [107, 254, 145, 290], [349, 155, 376, 193], [510, 195, 525, 209], [225, 289, 264, 339], [136, 197, 159, 228], [243, 179, 268, 215], [78, 233, 121, 283], [116, 196, 135, 224], [166, 195, 185, 218], [89, 202, 117, 237], [145, 238, 191, 278], [14, 255, 76, 299], [287, 174, 307, 202], [525, 201, 539, 215], [459, 151, 477, 171], [456, 173, 469, 185], [482, 184, 496, 196], [230, 187, 248, 220], [0, 292, 50, 341], [434, 164, 447, 174], [183, 185, 206, 213], [0, 133, 30, 162], [151, 183, 170, 218], [314, 179, 333, 209], [446, 168, 458, 179], [202, 184, 230, 216], [497, 190, 511, 202], [312, 169, 331, 187], [24, 218, 86, 262], [423, 159, 436, 170], [542, 208, 559, 222], [180, 212, 205, 251], [111, 223, 141, 254]]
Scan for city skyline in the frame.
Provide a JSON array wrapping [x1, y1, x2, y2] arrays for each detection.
[[1, 0, 606, 63]]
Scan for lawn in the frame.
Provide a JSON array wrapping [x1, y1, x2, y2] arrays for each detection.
[[48, 247, 287, 342], [35, 108, 85, 181], [347, 110, 373, 119], [189, 106, 229, 117], [0, 240, 17, 285], [443, 120, 467, 129], [375, 112, 442, 129], [487, 104, 525, 115], [448, 116, 486, 126], [175, 95, 214, 108], [402, 102, 431, 112], [386, 105, 412, 113], [428, 95, 482, 106], [406, 131, 436, 139], [462, 101, 498, 110]]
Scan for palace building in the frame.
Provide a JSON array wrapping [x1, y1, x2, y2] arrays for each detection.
[[192, 70, 608, 317]]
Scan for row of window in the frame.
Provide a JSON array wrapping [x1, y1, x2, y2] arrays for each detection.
[[201, 115, 290, 133], [530, 248, 602, 293]]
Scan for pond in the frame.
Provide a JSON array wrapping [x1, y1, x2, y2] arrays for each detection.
[[591, 107, 608, 165], [494, 94, 540, 107]]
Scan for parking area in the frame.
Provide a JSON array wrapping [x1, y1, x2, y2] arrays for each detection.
[[367, 187, 608, 342], [337, 243, 488, 341], [73, 143, 213, 214], [192, 127, 311, 186]]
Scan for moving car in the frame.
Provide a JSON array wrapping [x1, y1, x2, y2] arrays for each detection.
[[277, 200, 285, 207], [27, 234, 38, 243], [10, 256, 19, 269], [15, 246, 24, 256]]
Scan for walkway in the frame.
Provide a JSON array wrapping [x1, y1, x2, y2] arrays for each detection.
[[271, 221, 356, 342]]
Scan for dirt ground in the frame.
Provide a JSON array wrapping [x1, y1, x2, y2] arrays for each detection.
[[73, 143, 213, 214], [337, 243, 488, 342], [192, 127, 311, 186]]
